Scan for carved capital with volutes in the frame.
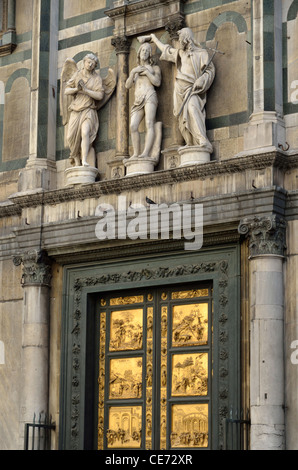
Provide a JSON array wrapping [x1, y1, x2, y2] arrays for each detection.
[[111, 35, 131, 54], [13, 250, 52, 287], [165, 13, 186, 40], [238, 215, 287, 257]]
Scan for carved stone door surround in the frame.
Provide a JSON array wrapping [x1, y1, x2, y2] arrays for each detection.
[[59, 245, 240, 450]]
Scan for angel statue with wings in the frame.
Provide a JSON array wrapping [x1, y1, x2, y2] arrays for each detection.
[[60, 53, 116, 167]]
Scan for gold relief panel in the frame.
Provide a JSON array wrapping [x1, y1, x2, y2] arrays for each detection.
[[109, 309, 143, 351], [109, 357, 143, 399], [172, 303, 208, 347], [171, 404, 208, 448], [171, 289, 209, 300], [110, 295, 144, 306], [107, 406, 142, 449], [172, 353, 208, 397]]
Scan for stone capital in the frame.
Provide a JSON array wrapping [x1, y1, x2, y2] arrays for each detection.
[[165, 13, 185, 40], [13, 250, 52, 287], [111, 35, 131, 54], [238, 215, 287, 257]]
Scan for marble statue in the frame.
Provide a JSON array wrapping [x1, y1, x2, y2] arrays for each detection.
[[149, 28, 215, 154], [125, 41, 162, 161], [60, 53, 116, 167]]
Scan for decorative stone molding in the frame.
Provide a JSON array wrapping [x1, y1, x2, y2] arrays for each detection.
[[5, 151, 297, 212], [13, 250, 52, 287], [238, 215, 287, 257], [105, 0, 186, 37]]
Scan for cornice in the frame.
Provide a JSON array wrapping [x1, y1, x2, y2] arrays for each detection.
[[4, 151, 297, 213], [105, 0, 183, 19]]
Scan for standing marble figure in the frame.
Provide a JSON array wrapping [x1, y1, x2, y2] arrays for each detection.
[[60, 53, 116, 167], [125, 42, 161, 159], [150, 28, 215, 152]]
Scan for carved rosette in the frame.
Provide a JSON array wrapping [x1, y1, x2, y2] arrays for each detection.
[[238, 215, 287, 257], [13, 250, 52, 287], [111, 35, 131, 55]]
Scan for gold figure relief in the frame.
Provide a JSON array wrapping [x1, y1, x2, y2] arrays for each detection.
[[109, 357, 143, 399], [161, 292, 167, 300], [110, 295, 144, 306], [110, 309, 143, 351], [146, 306, 153, 449], [171, 289, 209, 300], [101, 298, 106, 306], [147, 293, 153, 301], [98, 312, 106, 450], [171, 404, 208, 448], [172, 353, 208, 397], [172, 303, 208, 347], [107, 406, 142, 449], [160, 305, 168, 450]]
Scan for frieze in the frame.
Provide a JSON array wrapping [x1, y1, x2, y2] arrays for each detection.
[[3, 151, 297, 213]]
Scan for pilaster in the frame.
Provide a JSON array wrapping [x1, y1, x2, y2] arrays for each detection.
[[13, 250, 52, 448], [238, 215, 286, 450], [244, 0, 286, 153], [17, 0, 58, 192]]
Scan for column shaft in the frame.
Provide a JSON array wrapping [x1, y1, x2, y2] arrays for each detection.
[[13, 250, 52, 448], [239, 215, 286, 450], [112, 36, 131, 158], [249, 255, 285, 449]]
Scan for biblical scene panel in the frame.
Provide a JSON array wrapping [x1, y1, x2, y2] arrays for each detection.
[[171, 404, 208, 448], [107, 406, 142, 449], [172, 353, 208, 397], [109, 309, 143, 351], [109, 357, 143, 399], [172, 303, 208, 347]]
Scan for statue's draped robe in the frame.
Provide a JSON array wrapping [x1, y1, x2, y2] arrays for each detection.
[[160, 45, 215, 149], [66, 70, 104, 160]]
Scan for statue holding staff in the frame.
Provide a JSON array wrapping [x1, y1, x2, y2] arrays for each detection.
[[146, 28, 215, 152]]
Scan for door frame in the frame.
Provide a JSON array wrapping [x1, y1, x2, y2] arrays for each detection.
[[59, 244, 241, 450]]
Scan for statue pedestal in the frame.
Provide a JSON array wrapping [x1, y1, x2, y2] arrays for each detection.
[[124, 156, 157, 176], [178, 145, 211, 167], [65, 166, 99, 186]]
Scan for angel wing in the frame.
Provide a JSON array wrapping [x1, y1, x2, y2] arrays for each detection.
[[96, 68, 117, 110], [60, 58, 78, 126]]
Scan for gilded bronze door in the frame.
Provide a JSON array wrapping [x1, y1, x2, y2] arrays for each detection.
[[97, 284, 212, 450]]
